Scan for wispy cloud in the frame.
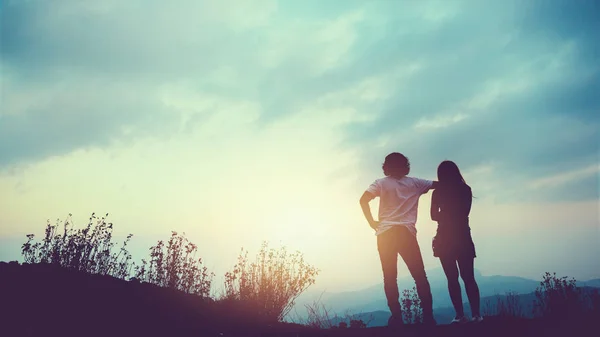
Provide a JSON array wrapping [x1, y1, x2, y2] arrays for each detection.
[[528, 164, 600, 190]]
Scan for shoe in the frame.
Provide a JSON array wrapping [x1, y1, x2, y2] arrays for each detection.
[[450, 316, 469, 324], [471, 315, 484, 323], [387, 315, 404, 328]]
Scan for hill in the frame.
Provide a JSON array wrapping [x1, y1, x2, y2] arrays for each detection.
[[0, 261, 303, 336], [1, 261, 598, 337]]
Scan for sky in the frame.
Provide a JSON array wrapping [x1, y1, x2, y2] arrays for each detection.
[[0, 0, 598, 293]]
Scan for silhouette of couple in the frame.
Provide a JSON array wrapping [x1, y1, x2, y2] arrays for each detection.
[[360, 152, 482, 327]]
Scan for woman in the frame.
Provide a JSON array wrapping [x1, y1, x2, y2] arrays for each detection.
[[430, 160, 482, 324]]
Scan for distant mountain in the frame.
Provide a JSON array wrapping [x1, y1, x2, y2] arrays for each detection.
[[330, 287, 599, 327], [580, 279, 600, 288], [293, 269, 600, 319], [295, 268, 538, 315]]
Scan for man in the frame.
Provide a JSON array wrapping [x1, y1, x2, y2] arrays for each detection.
[[359, 152, 438, 327]]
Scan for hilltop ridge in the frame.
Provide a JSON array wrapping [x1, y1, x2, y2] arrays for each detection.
[[1, 262, 598, 337]]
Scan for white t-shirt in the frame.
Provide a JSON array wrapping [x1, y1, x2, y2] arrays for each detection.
[[366, 176, 434, 236]]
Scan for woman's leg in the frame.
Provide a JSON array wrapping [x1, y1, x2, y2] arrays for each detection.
[[440, 257, 464, 317], [458, 257, 480, 316]]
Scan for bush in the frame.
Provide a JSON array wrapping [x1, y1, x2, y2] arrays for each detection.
[[532, 272, 584, 319], [349, 319, 367, 328], [401, 287, 422, 324], [301, 296, 370, 329], [134, 231, 214, 298], [223, 241, 319, 322], [303, 295, 336, 329], [21, 213, 134, 279], [483, 291, 525, 318], [21, 214, 213, 298]]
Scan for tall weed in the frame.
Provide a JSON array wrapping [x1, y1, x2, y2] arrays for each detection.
[[21, 213, 134, 279], [401, 287, 422, 324], [532, 272, 583, 319], [223, 241, 319, 322], [134, 231, 214, 298]]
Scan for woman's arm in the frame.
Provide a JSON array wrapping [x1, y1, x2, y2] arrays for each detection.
[[430, 189, 441, 222], [462, 186, 473, 217]]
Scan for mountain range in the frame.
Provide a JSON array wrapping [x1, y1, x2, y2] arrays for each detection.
[[291, 268, 600, 320]]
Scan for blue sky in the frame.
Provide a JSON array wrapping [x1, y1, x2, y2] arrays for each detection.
[[0, 0, 598, 291]]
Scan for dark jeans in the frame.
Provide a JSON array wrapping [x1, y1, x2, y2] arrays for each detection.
[[377, 226, 434, 319]]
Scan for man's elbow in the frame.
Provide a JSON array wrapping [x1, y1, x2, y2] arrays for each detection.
[[359, 192, 373, 205]]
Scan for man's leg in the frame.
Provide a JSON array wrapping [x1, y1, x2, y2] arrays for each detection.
[[377, 229, 402, 319], [397, 227, 435, 323]]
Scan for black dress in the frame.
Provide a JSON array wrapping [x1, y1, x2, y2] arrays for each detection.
[[431, 183, 476, 260]]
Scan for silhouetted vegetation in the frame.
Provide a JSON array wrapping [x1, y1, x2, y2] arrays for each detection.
[[401, 286, 423, 324], [479, 272, 599, 321], [21, 213, 134, 279], [533, 272, 585, 319], [222, 241, 319, 322], [301, 295, 371, 329], [18, 213, 318, 324], [301, 293, 337, 329], [591, 288, 600, 313], [483, 291, 526, 318], [134, 231, 213, 298], [6, 213, 600, 336]]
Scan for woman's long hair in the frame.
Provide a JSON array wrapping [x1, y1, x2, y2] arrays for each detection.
[[437, 160, 466, 184]]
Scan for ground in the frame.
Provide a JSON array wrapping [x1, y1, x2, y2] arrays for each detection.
[[0, 262, 596, 337]]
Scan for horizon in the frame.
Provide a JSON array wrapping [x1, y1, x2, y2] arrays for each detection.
[[1, 0, 599, 293], [303, 266, 600, 295]]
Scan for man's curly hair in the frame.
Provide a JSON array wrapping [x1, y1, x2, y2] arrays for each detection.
[[382, 152, 410, 177]]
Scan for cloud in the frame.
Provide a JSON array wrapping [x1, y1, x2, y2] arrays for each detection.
[[1, 0, 598, 204], [526, 163, 599, 202], [0, 0, 278, 75], [0, 76, 178, 166], [336, 0, 600, 202], [529, 164, 600, 190], [0, 0, 370, 166]]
